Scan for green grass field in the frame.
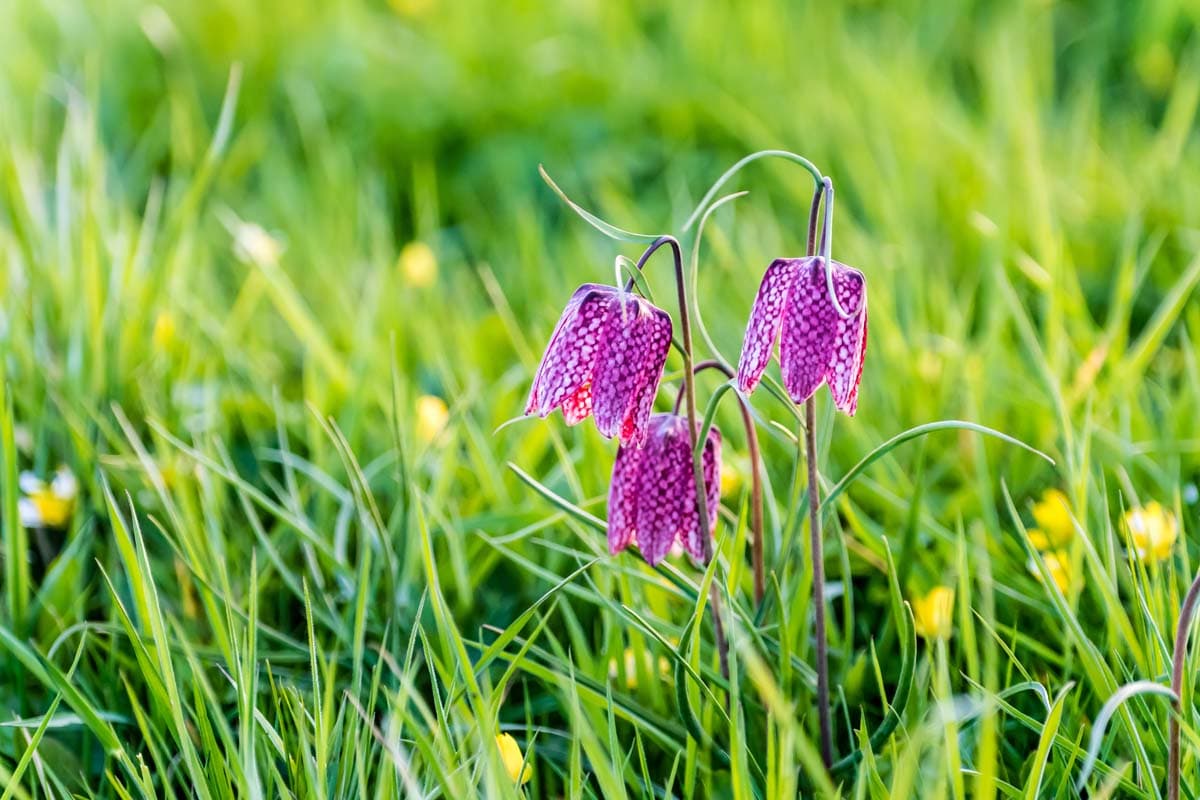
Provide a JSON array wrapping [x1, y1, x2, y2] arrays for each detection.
[[2, 0, 1200, 796]]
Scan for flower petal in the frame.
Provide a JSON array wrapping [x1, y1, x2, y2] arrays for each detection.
[[682, 425, 722, 562], [780, 257, 838, 403], [19, 471, 44, 495], [561, 383, 593, 425], [51, 468, 79, 501], [737, 259, 801, 394], [635, 416, 696, 566], [824, 263, 868, 415], [525, 284, 615, 419], [18, 498, 42, 527], [607, 442, 645, 555], [592, 296, 672, 445]]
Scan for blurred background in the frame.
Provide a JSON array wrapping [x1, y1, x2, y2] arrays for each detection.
[[2, 0, 1200, 794]]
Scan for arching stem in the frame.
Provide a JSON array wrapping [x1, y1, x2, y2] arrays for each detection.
[[1168, 569, 1200, 800], [635, 235, 729, 682], [802, 181, 835, 769], [677, 360, 766, 606]]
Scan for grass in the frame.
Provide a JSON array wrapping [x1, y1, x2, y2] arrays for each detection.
[[1, 0, 1200, 796]]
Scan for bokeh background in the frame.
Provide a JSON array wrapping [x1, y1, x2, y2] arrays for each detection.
[[2, 0, 1200, 796]]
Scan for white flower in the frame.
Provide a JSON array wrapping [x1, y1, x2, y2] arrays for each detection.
[[18, 467, 79, 529]]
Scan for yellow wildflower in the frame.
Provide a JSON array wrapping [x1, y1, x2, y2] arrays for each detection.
[[719, 460, 741, 497], [495, 732, 532, 785], [18, 467, 78, 529], [1031, 489, 1074, 547], [152, 311, 177, 352], [911, 587, 954, 640], [1124, 502, 1178, 564], [399, 241, 438, 288], [1027, 528, 1052, 551], [415, 395, 449, 444], [1030, 550, 1079, 594]]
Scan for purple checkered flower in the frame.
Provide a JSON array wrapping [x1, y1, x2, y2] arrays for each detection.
[[737, 256, 867, 415], [607, 414, 721, 566], [526, 284, 673, 447]]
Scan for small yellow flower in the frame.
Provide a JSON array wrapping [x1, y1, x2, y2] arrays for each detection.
[[415, 395, 449, 444], [18, 467, 79, 529], [152, 311, 177, 352], [1031, 489, 1074, 547], [1124, 502, 1178, 564], [608, 647, 671, 690], [399, 242, 438, 288], [911, 587, 954, 640], [719, 460, 741, 497], [1027, 528, 1052, 551], [1030, 550, 1079, 594], [495, 732, 532, 785]]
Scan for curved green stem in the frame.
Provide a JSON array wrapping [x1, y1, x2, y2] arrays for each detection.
[[682, 150, 824, 232], [689, 191, 749, 365], [816, 176, 853, 320]]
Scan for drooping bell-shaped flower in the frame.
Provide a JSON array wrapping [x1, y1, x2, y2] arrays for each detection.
[[737, 256, 867, 414], [526, 284, 672, 447], [607, 414, 721, 566]]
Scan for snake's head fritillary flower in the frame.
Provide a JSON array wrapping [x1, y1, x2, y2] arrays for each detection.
[[607, 414, 721, 566], [526, 285, 672, 447], [911, 586, 954, 641], [737, 257, 867, 414], [1124, 502, 1178, 564]]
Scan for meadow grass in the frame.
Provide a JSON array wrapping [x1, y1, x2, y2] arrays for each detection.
[[1, 0, 1200, 796]]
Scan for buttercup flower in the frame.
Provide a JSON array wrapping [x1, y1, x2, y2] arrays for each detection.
[[911, 586, 954, 640], [1124, 502, 1178, 564], [399, 241, 438, 288], [495, 732, 532, 785], [608, 414, 721, 565], [415, 395, 449, 444], [1030, 550, 1079, 594], [18, 467, 78, 529], [526, 285, 672, 447], [737, 257, 867, 414], [1030, 489, 1074, 548]]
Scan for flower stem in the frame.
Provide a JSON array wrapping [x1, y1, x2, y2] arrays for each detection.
[[802, 179, 835, 769], [1168, 569, 1200, 800], [685, 360, 766, 606], [637, 235, 729, 682], [806, 397, 833, 768]]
